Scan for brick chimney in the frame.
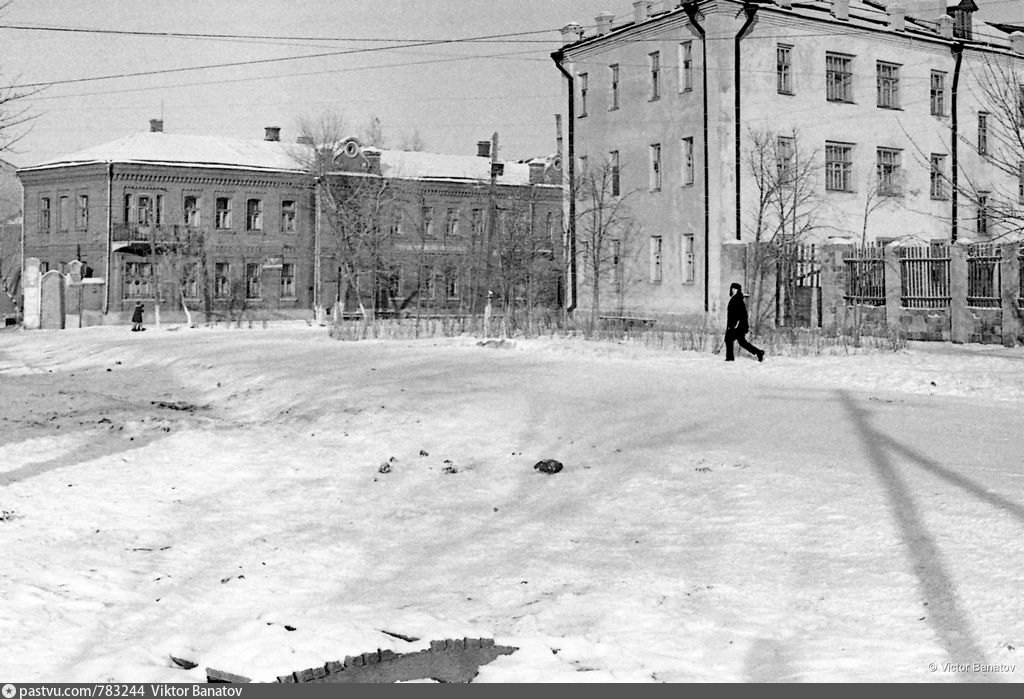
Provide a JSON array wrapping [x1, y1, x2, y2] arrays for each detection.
[[938, 15, 954, 38], [149, 119, 164, 133], [559, 23, 583, 44], [477, 140, 491, 158], [594, 12, 615, 35], [889, 4, 906, 31], [633, 0, 651, 23], [832, 0, 849, 21], [264, 126, 281, 142]]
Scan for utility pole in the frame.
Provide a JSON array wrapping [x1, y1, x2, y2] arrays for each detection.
[[484, 131, 501, 309]]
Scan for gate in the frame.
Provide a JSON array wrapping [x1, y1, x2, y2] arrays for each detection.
[[776, 243, 821, 327]]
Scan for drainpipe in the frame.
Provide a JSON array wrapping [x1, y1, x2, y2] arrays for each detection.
[[734, 2, 758, 241], [683, 1, 710, 311], [104, 162, 113, 314], [950, 42, 963, 243], [551, 49, 577, 314]]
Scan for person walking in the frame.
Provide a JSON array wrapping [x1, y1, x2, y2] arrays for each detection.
[[724, 282, 764, 362], [131, 302, 145, 332]]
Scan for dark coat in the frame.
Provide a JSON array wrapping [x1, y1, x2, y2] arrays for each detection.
[[726, 291, 749, 334], [131, 305, 144, 323]]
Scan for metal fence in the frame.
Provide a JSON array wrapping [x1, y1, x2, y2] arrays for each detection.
[[843, 246, 885, 306], [967, 243, 1001, 308], [899, 245, 950, 309]]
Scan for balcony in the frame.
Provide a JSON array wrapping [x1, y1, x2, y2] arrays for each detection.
[[112, 224, 204, 253]]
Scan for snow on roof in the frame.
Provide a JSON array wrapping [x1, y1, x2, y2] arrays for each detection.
[[19, 132, 556, 186]]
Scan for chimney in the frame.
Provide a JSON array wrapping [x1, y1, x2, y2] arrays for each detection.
[[559, 22, 584, 44], [594, 12, 615, 35], [831, 0, 849, 21], [938, 15, 954, 38], [633, 0, 649, 23], [1012, 31, 1024, 54], [149, 119, 164, 133], [296, 135, 314, 146], [364, 150, 382, 175], [528, 161, 546, 185], [661, 0, 676, 13], [477, 140, 491, 158], [777, 0, 792, 8], [555, 113, 563, 158], [889, 4, 906, 31], [264, 126, 281, 142]]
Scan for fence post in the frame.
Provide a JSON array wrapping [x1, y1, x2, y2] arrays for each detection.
[[949, 241, 969, 344], [1001, 241, 1021, 347], [820, 240, 851, 331], [883, 242, 902, 335]]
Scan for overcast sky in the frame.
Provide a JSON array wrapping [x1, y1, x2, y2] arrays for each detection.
[[0, 0, 623, 168]]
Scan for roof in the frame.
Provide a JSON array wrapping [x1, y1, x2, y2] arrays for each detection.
[[18, 131, 558, 187]]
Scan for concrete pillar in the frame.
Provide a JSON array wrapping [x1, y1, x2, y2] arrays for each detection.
[[1001, 241, 1021, 346], [820, 240, 853, 330], [883, 242, 902, 334], [23, 257, 41, 330], [949, 241, 969, 343]]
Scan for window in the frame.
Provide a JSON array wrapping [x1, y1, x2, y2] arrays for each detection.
[[610, 150, 620, 196], [216, 198, 232, 229], [579, 155, 588, 175], [58, 196, 69, 232], [649, 236, 663, 282], [214, 262, 231, 298], [183, 262, 200, 299], [184, 196, 201, 227], [777, 44, 793, 94], [1019, 161, 1024, 204], [471, 209, 484, 240], [777, 136, 795, 185], [444, 267, 460, 299], [279, 200, 295, 232], [245, 262, 261, 298], [680, 42, 693, 92], [682, 234, 695, 284], [39, 197, 51, 232], [579, 73, 588, 117], [445, 208, 459, 238], [954, 8, 972, 40], [826, 53, 853, 103], [650, 143, 662, 191], [876, 61, 900, 109], [682, 137, 694, 186], [77, 195, 89, 229], [978, 112, 989, 155], [610, 239, 622, 290], [978, 193, 989, 236], [825, 142, 853, 192], [876, 147, 902, 196], [123, 261, 152, 299], [280, 263, 296, 298], [930, 71, 946, 116], [419, 265, 436, 299], [155, 195, 164, 226], [649, 51, 661, 100], [421, 206, 434, 237], [930, 154, 947, 200], [136, 195, 152, 227], [609, 64, 619, 110], [246, 198, 263, 231]]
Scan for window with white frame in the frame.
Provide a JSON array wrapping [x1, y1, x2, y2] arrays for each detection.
[[649, 236, 663, 283], [421, 206, 434, 237], [777, 136, 795, 186], [280, 262, 296, 298], [978, 192, 990, 236], [579, 73, 588, 117], [245, 262, 261, 299], [876, 61, 900, 109], [215, 197, 232, 229], [681, 137, 694, 186], [77, 195, 89, 229], [826, 53, 853, 103], [445, 208, 459, 238], [246, 198, 263, 231], [281, 200, 296, 232], [825, 142, 853, 192], [444, 266, 460, 299], [123, 261, 152, 298], [136, 195, 152, 227], [649, 51, 661, 100], [930, 154, 947, 200], [650, 143, 662, 191], [930, 71, 946, 116], [214, 262, 231, 298], [682, 234, 695, 284], [978, 112, 989, 155], [184, 195, 201, 227], [39, 197, 51, 231], [876, 147, 902, 196], [609, 64, 619, 110], [610, 150, 620, 196], [680, 42, 692, 92], [419, 265, 436, 299], [777, 44, 793, 94]]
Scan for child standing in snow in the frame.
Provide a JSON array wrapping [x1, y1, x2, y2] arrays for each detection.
[[131, 302, 144, 332]]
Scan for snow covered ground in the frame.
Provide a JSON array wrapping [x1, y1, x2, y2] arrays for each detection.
[[0, 323, 1022, 683]]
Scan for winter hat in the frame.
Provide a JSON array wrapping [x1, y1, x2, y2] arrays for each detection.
[[729, 282, 742, 293]]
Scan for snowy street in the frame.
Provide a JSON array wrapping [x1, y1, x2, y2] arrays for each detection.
[[1, 324, 1022, 682]]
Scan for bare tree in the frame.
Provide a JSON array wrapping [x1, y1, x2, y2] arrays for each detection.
[[574, 157, 639, 328], [398, 129, 426, 152], [156, 226, 207, 327], [361, 115, 386, 148], [743, 128, 822, 331]]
